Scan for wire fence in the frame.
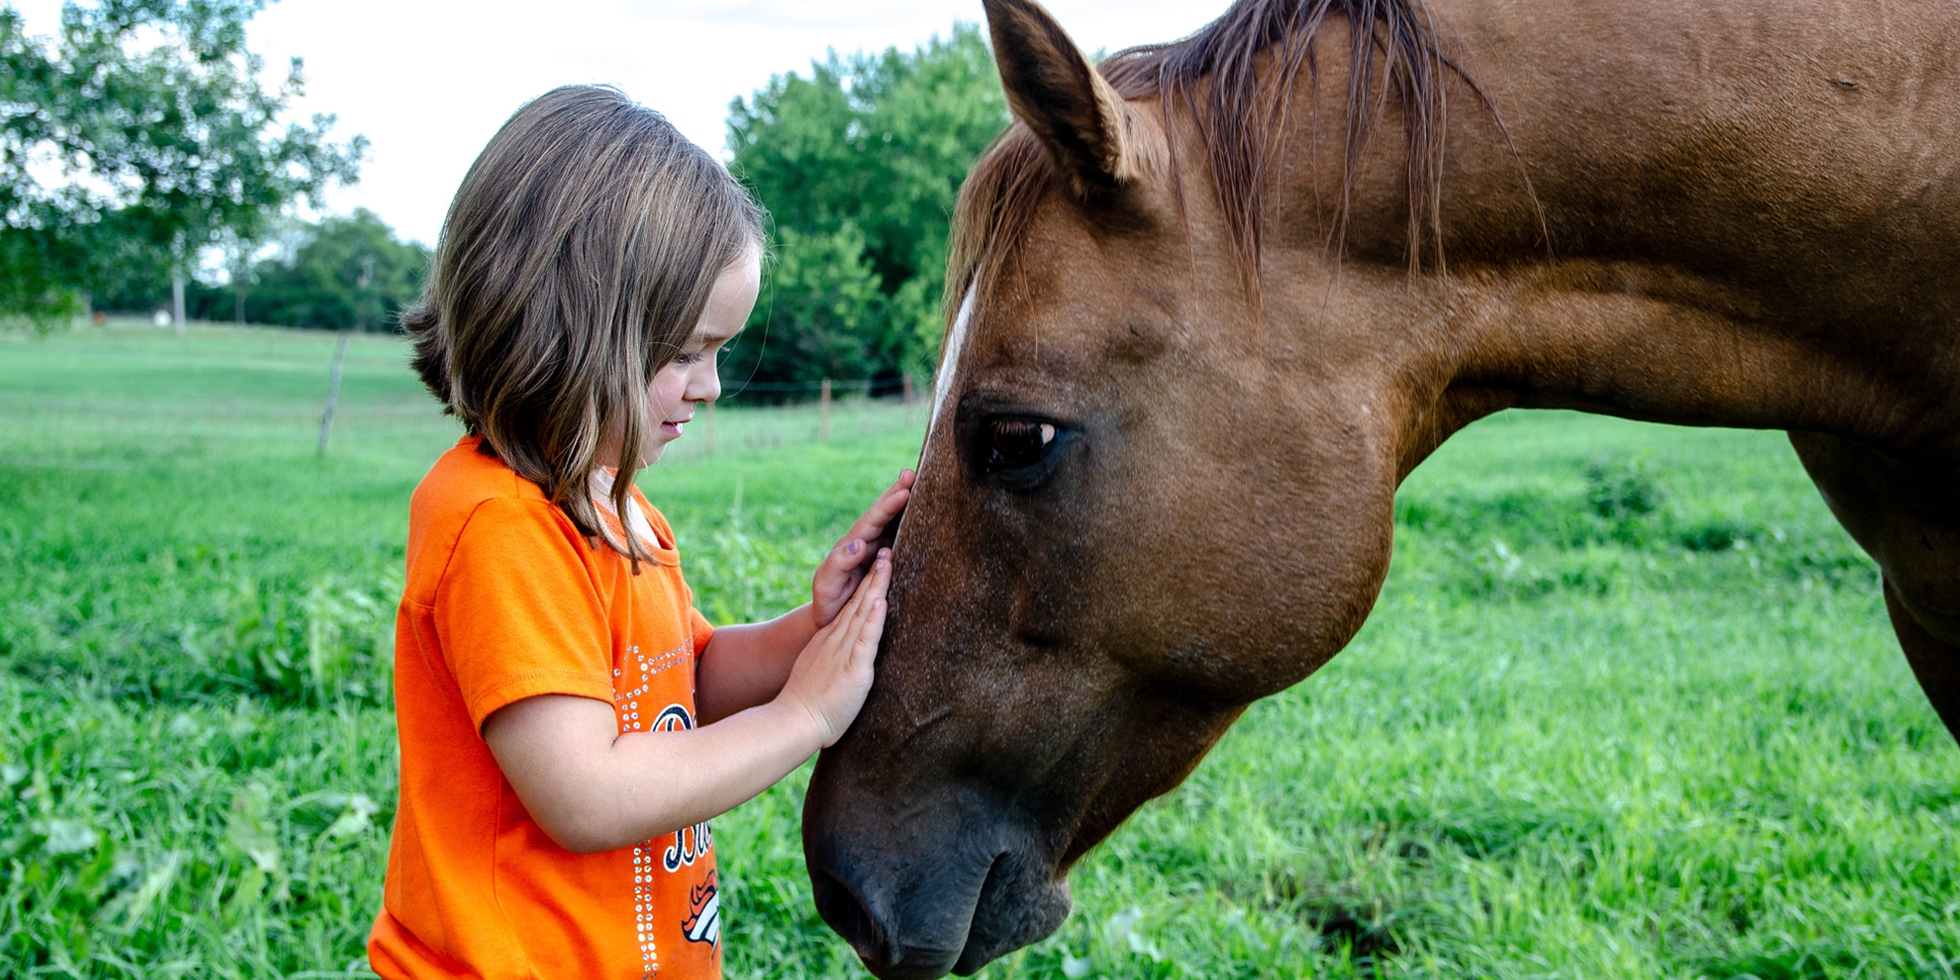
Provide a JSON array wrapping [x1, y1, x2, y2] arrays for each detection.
[[0, 326, 933, 468]]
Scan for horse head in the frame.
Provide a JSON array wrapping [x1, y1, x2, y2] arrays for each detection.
[[798, 1, 1452, 975], [795, 0, 1960, 973]]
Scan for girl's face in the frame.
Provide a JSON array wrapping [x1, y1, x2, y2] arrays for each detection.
[[641, 244, 760, 463]]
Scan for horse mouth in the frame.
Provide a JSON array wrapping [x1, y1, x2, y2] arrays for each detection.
[[810, 863, 964, 980], [950, 850, 1072, 975], [808, 837, 1072, 980], [813, 867, 889, 965]]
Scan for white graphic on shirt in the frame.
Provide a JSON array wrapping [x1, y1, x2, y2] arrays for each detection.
[[684, 871, 721, 947]]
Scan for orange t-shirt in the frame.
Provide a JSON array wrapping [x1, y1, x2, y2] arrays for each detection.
[[370, 437, 722, 980]]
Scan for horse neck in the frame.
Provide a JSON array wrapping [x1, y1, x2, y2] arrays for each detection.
[[1250, 0, 1960, 473]]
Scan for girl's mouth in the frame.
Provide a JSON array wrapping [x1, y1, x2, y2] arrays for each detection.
[[660, 420, 685, 438]]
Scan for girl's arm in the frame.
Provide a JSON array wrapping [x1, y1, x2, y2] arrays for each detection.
[[692, 605, 817, 725], [482, 554, 890, 854], [695, 469, 914, 724]]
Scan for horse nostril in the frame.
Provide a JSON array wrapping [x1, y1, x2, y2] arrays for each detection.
[[814, 868, 889, 965]]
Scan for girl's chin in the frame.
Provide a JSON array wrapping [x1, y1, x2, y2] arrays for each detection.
[[641, 434, 681, 463]]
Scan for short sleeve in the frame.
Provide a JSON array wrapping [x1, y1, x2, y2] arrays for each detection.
[[690, 606, 714, 658], [435, 498, 616, 730]]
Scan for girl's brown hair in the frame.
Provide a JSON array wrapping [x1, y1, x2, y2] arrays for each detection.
[[404, 84, 762, 567]]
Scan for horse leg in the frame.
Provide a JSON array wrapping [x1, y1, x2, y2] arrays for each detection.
[[1788, 432, 1960, 742]]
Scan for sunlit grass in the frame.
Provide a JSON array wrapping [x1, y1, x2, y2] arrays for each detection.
[[1, 326, 1954, 978]]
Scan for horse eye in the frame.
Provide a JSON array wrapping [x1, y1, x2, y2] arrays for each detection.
[[986, 419, 1057, 471]]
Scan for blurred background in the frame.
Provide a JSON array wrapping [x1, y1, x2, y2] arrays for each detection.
[[1, 0, 1232, 391]]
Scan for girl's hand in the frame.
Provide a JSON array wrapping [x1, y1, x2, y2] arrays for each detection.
[[780, 549, 891, 747], [812, 470, 914, 627], [485, 550, 892, 852]]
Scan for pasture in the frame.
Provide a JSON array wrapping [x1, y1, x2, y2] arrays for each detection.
[[0, 324, 1954, 978]]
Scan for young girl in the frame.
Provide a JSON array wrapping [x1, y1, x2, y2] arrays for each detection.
[[370, 85, 912, 979]]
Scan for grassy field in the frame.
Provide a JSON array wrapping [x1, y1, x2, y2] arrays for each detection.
[[1, 323, 1954, 979]]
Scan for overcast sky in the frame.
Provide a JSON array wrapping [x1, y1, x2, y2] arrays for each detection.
[[12, 0, 1234, 246]]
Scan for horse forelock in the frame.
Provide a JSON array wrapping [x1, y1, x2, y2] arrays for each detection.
[[944, 0, 1463, 330]]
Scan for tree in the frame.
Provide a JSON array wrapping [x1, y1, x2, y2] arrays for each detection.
[[235, 209, 425, 330], [727, 23, 1007, 386], [94, 210, 427, 330], [748, 224, 886, 383], [0, 0, 363, 323]]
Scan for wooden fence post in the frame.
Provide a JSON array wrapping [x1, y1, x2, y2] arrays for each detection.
[[318, 331, 350, 454], [820, 378, 831, 442], [704, 400, 715, 456], [172, 272, 186, 339]]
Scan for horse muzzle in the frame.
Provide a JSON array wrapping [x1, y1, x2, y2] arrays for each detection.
[[803, 768, 1072, 979]]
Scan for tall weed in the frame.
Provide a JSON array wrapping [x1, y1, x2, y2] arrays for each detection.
[[681, 478, 822, 626], [207, 574, 396, 706]]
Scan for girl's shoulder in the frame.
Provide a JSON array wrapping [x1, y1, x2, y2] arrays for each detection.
[[405, 436, 583, 602], [413, 436, 549, 516]]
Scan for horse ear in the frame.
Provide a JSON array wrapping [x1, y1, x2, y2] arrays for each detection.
[[983, 0, 1138, 193]]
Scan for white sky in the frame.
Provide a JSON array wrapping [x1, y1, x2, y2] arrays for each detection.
[[10, 0, 1232, 247]]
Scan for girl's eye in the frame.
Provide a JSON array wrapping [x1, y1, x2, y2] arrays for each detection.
[[675, 341, 732, 366]]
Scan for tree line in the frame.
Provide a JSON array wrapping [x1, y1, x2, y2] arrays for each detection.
[[3, 2, 1011, 384], [0, 0, 362, 324], [100, 209, 429, 332], [726, 23, 1006, 386]]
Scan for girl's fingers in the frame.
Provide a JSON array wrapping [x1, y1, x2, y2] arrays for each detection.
[[841, 552, 890, 636], [855, 554, 891, 626], [851, 565, 889, 663], [831, 538, 871, 573], [828, 472, 916, 592], [844, 472, 915, 541], [871, 472, 914, 513], [858, 560, 889, 627], [846, 601, 886, 673], [868, 482, 910, 521], [833, 554, 881, 627], [848, 555, 886, 627]]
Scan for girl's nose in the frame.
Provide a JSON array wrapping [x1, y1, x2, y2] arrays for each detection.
[[692, 365, 722, 404]]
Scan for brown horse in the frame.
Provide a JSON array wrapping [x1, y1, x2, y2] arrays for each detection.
[[801, 0, 1960, 975]]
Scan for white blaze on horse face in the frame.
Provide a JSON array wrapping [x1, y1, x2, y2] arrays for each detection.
[[924, 282, 978, 459], [895, 282, 976, 558]]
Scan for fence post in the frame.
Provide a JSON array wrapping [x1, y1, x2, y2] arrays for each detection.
[[172, 272, 186, 338], [820, 378, 831, 442], [318, 331, 350, 455], [704, 399, 715, 456]]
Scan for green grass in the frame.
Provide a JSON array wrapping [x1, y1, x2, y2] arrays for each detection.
[[1, 324, 1954, 978]]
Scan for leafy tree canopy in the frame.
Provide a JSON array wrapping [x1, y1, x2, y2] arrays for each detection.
[[236, 208, 424, 330], [0, 0, 363, 322], [727, 23, 1007, 387], [100, 209, 427, 331]]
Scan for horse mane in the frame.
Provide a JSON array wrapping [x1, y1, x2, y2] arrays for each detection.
[[947, 0, 1462, 323]]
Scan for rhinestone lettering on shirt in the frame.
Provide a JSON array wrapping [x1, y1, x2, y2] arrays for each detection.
[[617, 645, 716, 977], [613, 642, 693, 734]]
